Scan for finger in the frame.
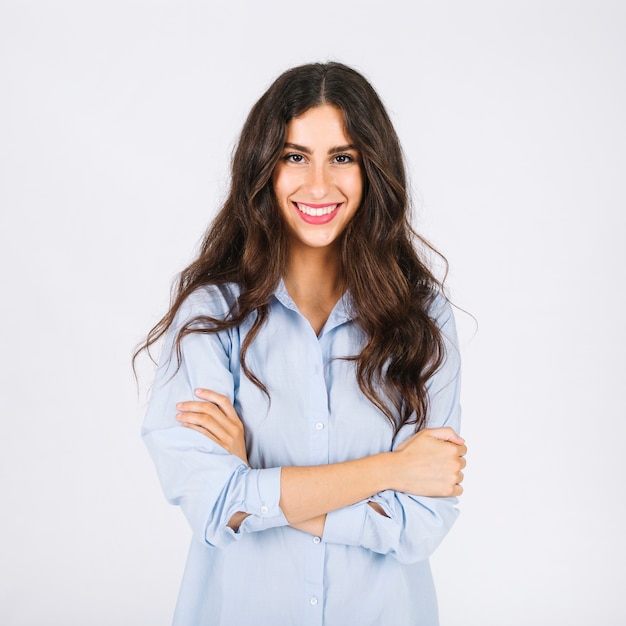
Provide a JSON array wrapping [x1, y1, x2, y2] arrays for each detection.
[[194, 389, 243, 423], [176, 407, 228, 433], [180, 421, 224, 446], [177, 412, 231, 444], [176, 401, 241, 437], [177, 400, 225, 417], [439, 483, 463, 497], [443, 482, 463, 497], [176, 402, 237, 434], [426, 427, 465, 445]]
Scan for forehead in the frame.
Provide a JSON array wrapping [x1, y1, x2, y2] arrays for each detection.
[[286, 105, 350, 145]]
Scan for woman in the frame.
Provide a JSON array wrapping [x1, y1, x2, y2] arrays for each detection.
[[139, 62, 466, 626]]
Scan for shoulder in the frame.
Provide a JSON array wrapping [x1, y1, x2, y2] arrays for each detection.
[[427, 291, 455, 329], [426, 291, 460, 362], [175, 283, 242, 327]]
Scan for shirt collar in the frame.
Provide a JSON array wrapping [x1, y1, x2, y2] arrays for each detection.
[[273, 278, 353, 333]]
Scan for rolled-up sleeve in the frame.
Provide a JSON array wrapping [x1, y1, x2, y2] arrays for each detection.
[[142, 290, 288, 548], [323, 297, 462, 563]]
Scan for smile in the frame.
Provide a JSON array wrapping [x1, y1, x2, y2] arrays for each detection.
[[294, 202, 341, 217]]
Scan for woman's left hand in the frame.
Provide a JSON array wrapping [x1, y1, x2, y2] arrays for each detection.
[[176, 389, 249, 466]]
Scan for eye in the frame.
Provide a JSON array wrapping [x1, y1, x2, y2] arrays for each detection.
[[332, 153, 355, 164], [283, 153, 305, 164]]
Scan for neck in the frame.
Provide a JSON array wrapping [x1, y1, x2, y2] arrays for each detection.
[[283, 243, 344, 301], [283, 244, 345, 336]]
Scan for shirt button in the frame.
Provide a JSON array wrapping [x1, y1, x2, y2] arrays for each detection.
[[315, 422, 324, 430], [260, 506, 269, 515], [310, 597, 318, 606], [313, 536, 321, 544]]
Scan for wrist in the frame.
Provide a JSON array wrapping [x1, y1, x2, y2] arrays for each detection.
[[227, 511, 250, 532], [370, 451, 397, 493]]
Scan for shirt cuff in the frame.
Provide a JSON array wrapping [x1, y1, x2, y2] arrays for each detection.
[[238, 467, 288, 533], [322, 502, 367, 547]]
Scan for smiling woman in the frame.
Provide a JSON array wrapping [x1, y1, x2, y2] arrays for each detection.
[[135, 62, 466, 626]]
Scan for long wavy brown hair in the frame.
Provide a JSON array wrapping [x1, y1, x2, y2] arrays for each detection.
[[135, 62, 449, 433]]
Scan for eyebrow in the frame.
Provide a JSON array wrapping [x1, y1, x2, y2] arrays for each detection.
[[284, 142, 358, 155]]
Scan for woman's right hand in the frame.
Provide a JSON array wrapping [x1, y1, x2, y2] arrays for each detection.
[[176, 389, 249, 466], [391, 427, 466, 497]]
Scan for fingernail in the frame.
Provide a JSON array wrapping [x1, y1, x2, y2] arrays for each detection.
[[176, 403, 182, 409], [175, 413, 182, 420]]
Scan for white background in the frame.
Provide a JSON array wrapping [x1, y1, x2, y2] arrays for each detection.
[[1, 1, 624, 624]]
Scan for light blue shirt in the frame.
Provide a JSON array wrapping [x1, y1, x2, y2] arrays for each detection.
[[143, 280, 461, 626]]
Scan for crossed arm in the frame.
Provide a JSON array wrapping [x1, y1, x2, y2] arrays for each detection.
[[176, 388, 467, 536]]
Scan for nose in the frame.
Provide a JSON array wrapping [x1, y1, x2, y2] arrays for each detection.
[[304, 163, 331, 199]]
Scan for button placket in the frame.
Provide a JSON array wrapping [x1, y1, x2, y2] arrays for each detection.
[[301, 332, 328, 626], [307, 335, 329, 466]]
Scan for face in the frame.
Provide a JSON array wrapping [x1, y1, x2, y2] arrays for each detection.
[[272, 105, 363, 253]]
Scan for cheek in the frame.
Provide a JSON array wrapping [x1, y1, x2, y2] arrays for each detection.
[[271, 166, 284, 192], [272, 166, 299, 200], [351, 173, 364, 205], [273, 174, 293, 217]]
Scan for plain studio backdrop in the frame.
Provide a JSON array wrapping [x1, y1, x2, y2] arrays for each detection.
[[1, 1, 624, 624]]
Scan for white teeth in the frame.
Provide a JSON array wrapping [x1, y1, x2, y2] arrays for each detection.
[[296, 203, 339, 216]]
